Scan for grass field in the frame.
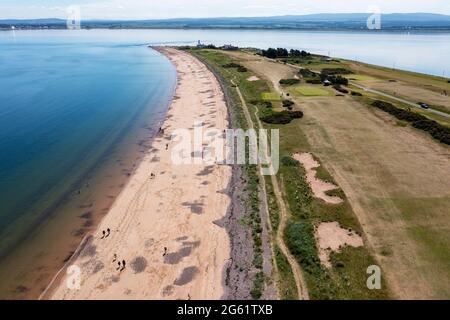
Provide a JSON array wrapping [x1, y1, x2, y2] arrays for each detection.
[[345, 74, 378, 81], [262, 92, 282, 101], [190, 47, 450, 299], [294, 86, 331, 97]]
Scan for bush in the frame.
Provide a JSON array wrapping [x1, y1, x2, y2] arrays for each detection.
[[321, 68, 352, 76], [237, 66, 248, 72], [306, 79, 322, 84], [372, 100, 450, 145], [285, 221, 321, 274], [299, 68, 319, 78], [222, 62, 241, 68], [261, 101, 273, 108], [260, 110, 303, 124], [281, 156, 300, 167], [322, 74, 349, 85], [282, 99, 295, 108], [333, 84, 348, 94], [351, 91, 362, 96], [279, 78, 301, 85]]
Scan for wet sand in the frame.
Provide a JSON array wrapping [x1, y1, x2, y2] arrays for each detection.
[[48, 48, 232, 300]]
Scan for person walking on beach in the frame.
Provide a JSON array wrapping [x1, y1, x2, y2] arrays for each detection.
[[163, 247, 168, 257], [106, 228, 111, 238], [101, 230, 106, 239], [116, 261, 121, 271], [121, 260, 126, 272], [166, 143, 169, 150], [113, 254, 117, 262]]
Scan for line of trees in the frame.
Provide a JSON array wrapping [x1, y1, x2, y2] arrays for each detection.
[[372, 100, 450, 145], [261, 47, 311, 59]]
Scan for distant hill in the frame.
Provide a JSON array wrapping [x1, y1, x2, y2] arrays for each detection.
[[2, 13, 450, 30]]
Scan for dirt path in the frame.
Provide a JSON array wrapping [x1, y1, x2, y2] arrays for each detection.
[[231, 79, 309, 300]]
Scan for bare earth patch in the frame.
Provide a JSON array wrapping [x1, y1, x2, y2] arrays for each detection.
[[292, 153, 343, 204], [247, 76, 260, 82], [316, 222, 363, 268]]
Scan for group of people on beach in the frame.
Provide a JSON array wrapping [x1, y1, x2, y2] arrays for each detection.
[[100, 228, 111, 239], [99, 229, 126, 272], [113, 254, 126, 272]]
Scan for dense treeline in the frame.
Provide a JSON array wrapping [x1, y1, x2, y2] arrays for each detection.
[[372, 100, 450, 145], [261, 47, 311, 59]]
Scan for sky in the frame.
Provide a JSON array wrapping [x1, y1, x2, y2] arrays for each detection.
[[1, 0, 450, 20]]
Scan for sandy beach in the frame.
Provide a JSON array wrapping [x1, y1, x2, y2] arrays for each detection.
[[48, 47, 232, 300]]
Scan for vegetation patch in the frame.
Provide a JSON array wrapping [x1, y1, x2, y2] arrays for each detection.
[[279, 156, 390, 299], [372, 100, 450, 145], [261, 92, 282, 101], [260, 110, 303, 125], [333, 84, 349, 94], [279, 78, 301, 86], [295, 86, 330, 97]]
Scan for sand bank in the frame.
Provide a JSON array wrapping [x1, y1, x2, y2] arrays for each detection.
[[49, 47, 232, 300]]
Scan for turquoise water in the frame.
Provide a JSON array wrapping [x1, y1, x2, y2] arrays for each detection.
[[0, 38, 176, 271]]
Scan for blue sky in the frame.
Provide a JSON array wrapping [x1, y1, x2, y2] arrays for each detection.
[[1, 0, 450, 19]]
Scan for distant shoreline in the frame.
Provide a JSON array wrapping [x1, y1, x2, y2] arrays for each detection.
[[3, 27, 450, 32]]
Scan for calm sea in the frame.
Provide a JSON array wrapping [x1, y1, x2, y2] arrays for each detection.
[[0, 32, 176, 298], [0, 28, 449, 298]]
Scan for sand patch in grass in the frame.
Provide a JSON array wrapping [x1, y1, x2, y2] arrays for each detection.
[[316, 221, 363, 268], [293, 152, 343, 204]]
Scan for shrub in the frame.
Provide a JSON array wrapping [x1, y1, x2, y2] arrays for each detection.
[[279, 78, 301, 85], [261, 101, 273, 108], [222, 62, 241, 68], [285, 221, 321, 274], [351, 91, 362, 96], [282, 99, 295, 108], [299, 68, 319, 78], [321, 68, 352, 76], [281, 156, 300, 167], [333, 84, 348, 94], [323, 74, 349, 85], [306, 79, 322, 84], [260, 110, 303, 124], [237, 66, 248, 72]]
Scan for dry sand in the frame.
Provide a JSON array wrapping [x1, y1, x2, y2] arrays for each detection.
[[48, 47, 232, 300], [292, 152, 343, 204], [316, 222, 363, 268]]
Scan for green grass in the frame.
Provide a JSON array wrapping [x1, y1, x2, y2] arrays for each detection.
[[262, 92, 282, 101], [274, 245, 298, 299], [280, 159, 390, 299], [190, 47, 391, 300], [294, 86, 331, 97], [345, 74, 378, 81]]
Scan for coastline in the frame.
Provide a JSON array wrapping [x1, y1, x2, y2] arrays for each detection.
[[48, 47, 233, 299], [0, 51, 175, 300]]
